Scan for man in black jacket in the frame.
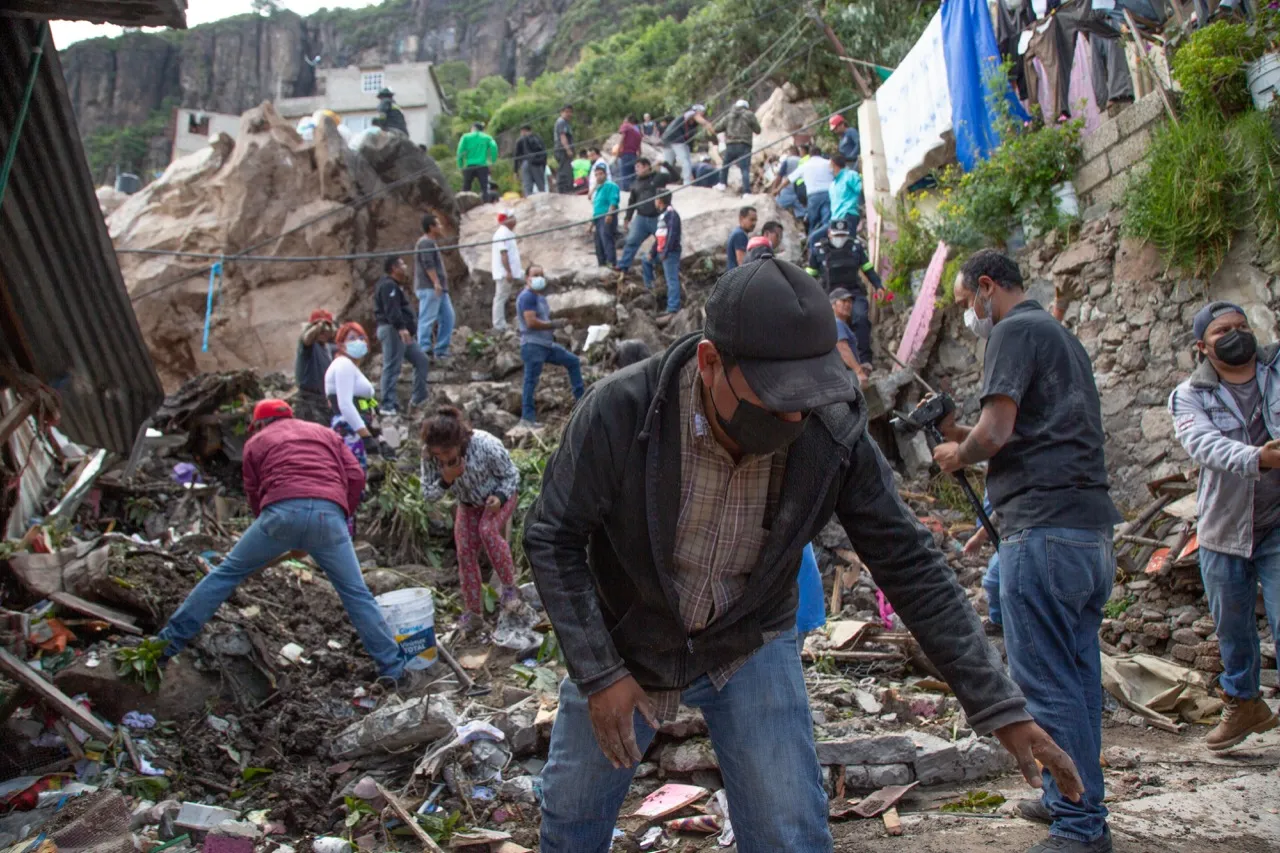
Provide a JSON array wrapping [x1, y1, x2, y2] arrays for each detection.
[[374, 256, 429, 417], [616, 157, 679, 277], [526, 258, 1083, 853], [513, 124, 547, 196]]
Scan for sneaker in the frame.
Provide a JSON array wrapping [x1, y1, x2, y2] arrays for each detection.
[[713, 183, 727, 191], [499, 585, 522, 613], [376, 668, 426, 693], [1017, 799, 1051, 824], [516, 419, 543, 430], [1206, 692, 1278, 751], [1026, 828, 1112, 853]]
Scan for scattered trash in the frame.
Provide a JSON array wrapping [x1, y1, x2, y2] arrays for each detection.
[[123, 711, 158, 729], [638, 826, 667, 850], [175, 803, 239, 833], [664, 815, 720, 833], [310, 838, 352, 853], [631, 784, 708, 819], [278, 643, 307, 665]]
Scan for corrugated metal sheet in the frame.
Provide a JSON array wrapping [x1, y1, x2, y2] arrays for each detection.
[[1, 1, 187, 28], [0, 18, 165, 454]]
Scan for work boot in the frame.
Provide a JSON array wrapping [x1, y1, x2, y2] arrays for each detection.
[[1017, 799, 1051, 824], [376, 668, 425, 694], [1206, 693, 1278, 751], [1026, 828, 1112, 853]]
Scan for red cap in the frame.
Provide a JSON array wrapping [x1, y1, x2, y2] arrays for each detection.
[[309, 309, 334, 324], [828, 115, 845, 131], [252, 398, 294, 424]]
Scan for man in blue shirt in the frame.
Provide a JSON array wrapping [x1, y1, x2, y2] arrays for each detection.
[[516, 266, 585, 427], [591, 164, 620, 269], [808, 153, 862, 260], [726, 206, 757, 270], [642, 193, 683, 315], [830, 114, 860, 163], [829, 287, 867, 385]]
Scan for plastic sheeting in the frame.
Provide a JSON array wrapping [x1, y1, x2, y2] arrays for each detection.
[[879, 11, 953, 195], [942, 0, 1030, 172]]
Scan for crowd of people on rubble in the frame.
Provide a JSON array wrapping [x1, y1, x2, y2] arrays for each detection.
[[147, 77, 1280, 853]]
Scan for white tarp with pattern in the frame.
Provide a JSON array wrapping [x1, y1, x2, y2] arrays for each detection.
[[878, 10, 952, 196]]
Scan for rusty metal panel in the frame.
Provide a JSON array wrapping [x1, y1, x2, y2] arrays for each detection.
[[0, 18, 164, 453]]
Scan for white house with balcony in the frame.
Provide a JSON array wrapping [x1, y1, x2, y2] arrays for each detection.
[[275, 61, 449, 148], [171, 108, 243, 161]]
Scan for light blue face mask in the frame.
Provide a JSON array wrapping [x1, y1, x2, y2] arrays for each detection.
[[345, 339, 369, 359], [530, 276, 547, 291]]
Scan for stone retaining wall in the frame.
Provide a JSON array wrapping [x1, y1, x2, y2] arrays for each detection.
[[1073, 92, 1167, 213]]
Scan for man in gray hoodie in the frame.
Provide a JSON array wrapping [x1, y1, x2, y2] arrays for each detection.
[[1169, 301, 1280, 751]]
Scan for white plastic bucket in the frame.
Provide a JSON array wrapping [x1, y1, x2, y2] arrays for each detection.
[[376, 587, 437, 670], [1247, 53, 1280, 111]]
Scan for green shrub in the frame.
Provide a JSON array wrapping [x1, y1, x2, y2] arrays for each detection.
[[1171, 21, 1264, 116], [1228, 109, 1280, 265], [882, 194, 937, 299], [1122, 110, 1241, 277]]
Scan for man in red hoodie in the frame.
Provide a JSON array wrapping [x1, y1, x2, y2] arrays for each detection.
[[158, 400, 411, 685]]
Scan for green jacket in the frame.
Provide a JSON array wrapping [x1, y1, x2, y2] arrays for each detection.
[[715, 107, 761, 145], [456, 131, 498, 168]]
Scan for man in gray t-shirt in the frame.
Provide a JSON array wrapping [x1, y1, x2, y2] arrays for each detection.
[[413, 213, 454, 359], [1223, 377, 1280, 541]]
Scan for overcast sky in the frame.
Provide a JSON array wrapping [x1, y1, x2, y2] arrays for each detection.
[[50, 0, 383, 47]]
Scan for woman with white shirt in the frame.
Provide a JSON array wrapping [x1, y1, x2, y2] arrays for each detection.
[[324, 322, 384, 467]]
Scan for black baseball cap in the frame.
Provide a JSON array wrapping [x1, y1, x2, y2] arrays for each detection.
[[704, 258, 859, 411]]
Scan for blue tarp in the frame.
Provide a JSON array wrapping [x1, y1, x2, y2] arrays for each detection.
[[941, 0, 1030, 170]]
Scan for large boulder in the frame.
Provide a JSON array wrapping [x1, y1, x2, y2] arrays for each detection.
[[111, 103, 461, 390], [753, 84, 821, 165], [457, 188, 802, 290]]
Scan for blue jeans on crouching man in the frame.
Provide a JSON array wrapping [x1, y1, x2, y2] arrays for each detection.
[[1199, 526, 1280, 701], [520, 343, 584, 423], [641, 249, 682, 313], [538, 628, 832, 853], [159, 498, 405, 678], [999, 526, 1113, 844], [617, 214, 658, 272]]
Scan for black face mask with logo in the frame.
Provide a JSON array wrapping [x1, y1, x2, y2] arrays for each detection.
[[1215, 329, 1258, 366], [712, 371, 808, 455]]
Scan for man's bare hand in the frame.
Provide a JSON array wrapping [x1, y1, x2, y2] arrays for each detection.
[[964, 525, 989, 556], [933, 441, 964, 473], [1261, 438, 1280, 469], [587, 675, 658, 769], [399, 329, 413, 344], [993, 720, 1083, 802]]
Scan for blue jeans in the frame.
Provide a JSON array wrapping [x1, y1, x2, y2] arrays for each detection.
[[719, 142, 752, 191], [806, 190, 831, 236], [1000, 526, 1113, 843], [376, 324, 429, 413], [641, 250, 682, 312], [539, 629, 831, 853], [415, 288, 455, 357], [778, 185, 806, 219], [618, 214, 658, 272], [1200, 527, 1280, 700], [593, 216, 617, 268], [848, 289, 871, 364], [520, 343, 584, 422], [619, 152, 637, 191], [159, 498, 404, 678], [983, 551, 1002, 626]]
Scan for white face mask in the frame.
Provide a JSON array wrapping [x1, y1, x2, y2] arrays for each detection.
[[964, 306, 994, 340], [344, 339, 369, 359], [530, 276, 547, 291], [829, 234, 849, 249]]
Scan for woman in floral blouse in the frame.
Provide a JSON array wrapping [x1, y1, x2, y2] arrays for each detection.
[[420, 406, 522, 631]]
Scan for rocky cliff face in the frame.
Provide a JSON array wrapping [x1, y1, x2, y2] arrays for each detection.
[[61, 0, 583, 143]]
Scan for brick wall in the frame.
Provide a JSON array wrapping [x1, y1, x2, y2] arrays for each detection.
[[1073, 91, 1168, 212]]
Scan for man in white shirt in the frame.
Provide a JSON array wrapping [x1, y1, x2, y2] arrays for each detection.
[[782, 153, 834, 241], [491, 211, 523, 331], [587, 147, 610, 198]]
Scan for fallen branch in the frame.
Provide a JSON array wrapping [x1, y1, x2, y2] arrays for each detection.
[[375, 781, 446, 853]]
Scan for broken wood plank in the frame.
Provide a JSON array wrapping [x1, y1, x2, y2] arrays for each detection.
[[0, 396, 36, 446], [119, 727, 142, 772], [375, 781, 446, 853], [50, 592, 142, 635], [828, 620, 872, 649], [53, 719, 84, 760], [1119, 494, 1175, 540], [853, 782, 918, 818], [882, 807, 903, 836], [0, 646, 112, 741], [1117, 534, 1169, 548]]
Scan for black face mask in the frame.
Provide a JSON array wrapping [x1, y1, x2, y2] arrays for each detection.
[[1215, 329, 1258, 366], [712, 370, 808, 455]]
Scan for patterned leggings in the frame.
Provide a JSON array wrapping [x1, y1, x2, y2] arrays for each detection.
[[454, 495, 518, 615]]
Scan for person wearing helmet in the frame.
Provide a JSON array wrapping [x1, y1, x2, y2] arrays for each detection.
[[374, 88, 408, 136], [326, 322, 393, 467], [158, 399, 416, 690], [714, 98, 761, 194], [829, 113, 860, 164], [818, 218, 882, 371]]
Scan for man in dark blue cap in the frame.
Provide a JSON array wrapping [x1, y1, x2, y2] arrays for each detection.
[[935, 248, 1120, 853], [1169, 301, 1280, 751], [527, 255, 1082, 853]]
